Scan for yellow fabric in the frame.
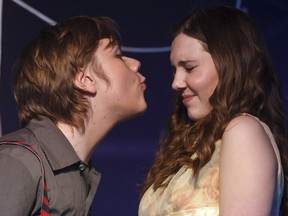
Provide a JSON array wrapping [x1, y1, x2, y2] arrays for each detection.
[[139, 114, 283, 216]]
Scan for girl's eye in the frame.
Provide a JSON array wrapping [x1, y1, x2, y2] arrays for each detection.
[[185, 67, 195, 72]]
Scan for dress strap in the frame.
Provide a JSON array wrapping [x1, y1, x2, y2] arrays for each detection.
[[0, 141, 50, 216]]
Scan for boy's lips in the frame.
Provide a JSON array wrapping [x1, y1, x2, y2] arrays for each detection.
[[140, 82, 146, 90]]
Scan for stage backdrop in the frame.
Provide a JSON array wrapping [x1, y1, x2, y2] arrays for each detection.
[[0, 0, 287, 215]]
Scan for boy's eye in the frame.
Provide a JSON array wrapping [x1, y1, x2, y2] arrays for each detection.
[[116, 53, 123, 59], [171, 66, 176, 76]]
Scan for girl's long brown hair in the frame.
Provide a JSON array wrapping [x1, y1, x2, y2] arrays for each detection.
[[141, 5, 288, 213]]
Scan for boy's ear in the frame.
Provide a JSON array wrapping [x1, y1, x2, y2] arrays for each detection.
[[73, 68, 97, 94]]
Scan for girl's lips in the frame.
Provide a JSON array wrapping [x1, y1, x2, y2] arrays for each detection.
[[182, 95, 195, 104]]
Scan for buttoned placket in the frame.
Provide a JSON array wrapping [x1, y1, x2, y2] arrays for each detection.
[[79, 162, 90, 199]]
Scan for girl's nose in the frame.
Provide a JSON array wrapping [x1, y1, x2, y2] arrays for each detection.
[[172, 72, 186, 90]]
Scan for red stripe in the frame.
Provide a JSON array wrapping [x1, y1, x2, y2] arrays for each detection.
[[41, 210, 50, 216], [43, 196, 49, 205], [0, 141, 50, 216]]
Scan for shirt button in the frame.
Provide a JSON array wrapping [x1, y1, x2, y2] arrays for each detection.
[[79, 163, 86, 171]]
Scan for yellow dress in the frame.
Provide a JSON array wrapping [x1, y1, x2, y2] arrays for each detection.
[[139, 115, 283, 216]]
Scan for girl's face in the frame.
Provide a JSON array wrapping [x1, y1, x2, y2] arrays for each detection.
[[170, 33, 218, 121], [93, 38, 147, 123]]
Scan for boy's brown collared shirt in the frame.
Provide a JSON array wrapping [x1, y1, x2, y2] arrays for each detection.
[[0, 117, 101, 216]]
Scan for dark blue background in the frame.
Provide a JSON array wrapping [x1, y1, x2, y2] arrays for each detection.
[[1, 0, 288, 215]]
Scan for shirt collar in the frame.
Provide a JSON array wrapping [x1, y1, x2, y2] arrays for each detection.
[[25, 116, 81, 171]]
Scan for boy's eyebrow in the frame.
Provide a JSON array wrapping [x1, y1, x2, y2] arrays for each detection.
[[104, 40, 119, 50], [113, 45, 122, 54], [103, 43, 121, 54]]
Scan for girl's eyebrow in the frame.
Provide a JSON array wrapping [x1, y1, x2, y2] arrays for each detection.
[[177, 60, 197, 66]]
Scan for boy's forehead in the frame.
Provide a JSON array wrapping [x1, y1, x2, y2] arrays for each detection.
[[94, 39, 119, 61], [98, 38, 119, 51]]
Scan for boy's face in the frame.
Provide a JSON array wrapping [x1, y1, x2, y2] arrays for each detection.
[[92, 38, 147, 122]]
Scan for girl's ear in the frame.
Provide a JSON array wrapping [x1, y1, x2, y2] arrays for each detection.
[[73, 68, 97, 94]]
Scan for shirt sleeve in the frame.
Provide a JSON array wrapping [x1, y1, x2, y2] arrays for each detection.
[[0, 149, 40, 216]]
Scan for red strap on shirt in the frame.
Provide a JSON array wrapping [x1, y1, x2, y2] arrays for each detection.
[[0, 141, 50, 216]]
